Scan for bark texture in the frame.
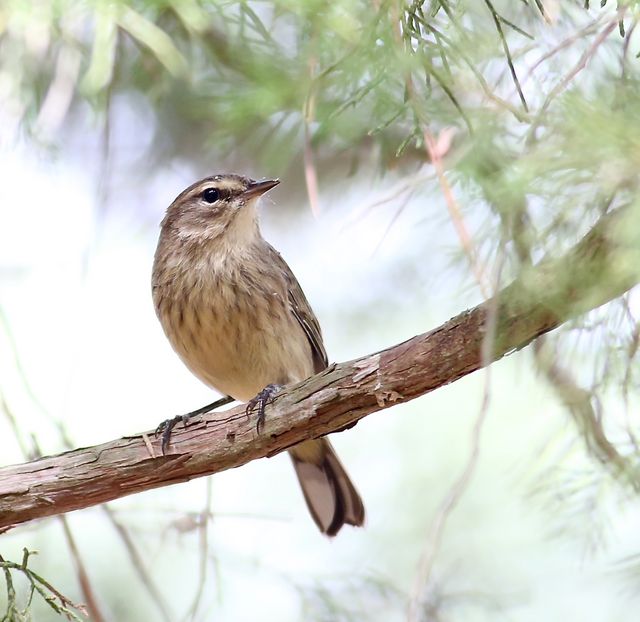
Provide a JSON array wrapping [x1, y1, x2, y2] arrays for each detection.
[[1, 206, 638, 530]]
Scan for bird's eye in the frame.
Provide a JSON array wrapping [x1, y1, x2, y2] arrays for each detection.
[[202, 188, 220, 203]]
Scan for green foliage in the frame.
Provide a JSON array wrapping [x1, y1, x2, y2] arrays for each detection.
[[0, 1, 601, 164], [0, 549, 85, 621]]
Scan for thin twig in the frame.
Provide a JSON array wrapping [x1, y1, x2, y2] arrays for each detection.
[[499, 15, 534, 40], [620, 296, 639, 452], [185, 478, 213, 622], [407, 245, 505, 621], [303, 53, 320, 218], [59, 517, 106, 622], [303, 122, 320, 218], [533, 0, 549, 23], [371, 187, 416, 257], [423, 23, 531, 123], [101, 505, 174, 622], [343, 170, 435, 230], [484, 0, 528, 112], [517, 13, 607, 92], [621, 18, 638, 79], [1, 550, 88, 621], [423, 130, 490, 299], [0, 389, 31, 458], [0, 306, 50, 417], [533, 338, 638, 489], [527, 16, 620, 143]]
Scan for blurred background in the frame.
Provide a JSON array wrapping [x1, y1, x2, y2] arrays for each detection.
[[2, 1, 640, 620]]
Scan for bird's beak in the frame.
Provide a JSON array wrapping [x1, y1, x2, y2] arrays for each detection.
[[243, 178, 280, 200]]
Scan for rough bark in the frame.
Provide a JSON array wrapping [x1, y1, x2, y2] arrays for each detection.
[[1, 206, 639, 531]]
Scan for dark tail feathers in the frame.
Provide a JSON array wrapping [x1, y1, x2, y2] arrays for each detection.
[[289, 438, 365, 536]]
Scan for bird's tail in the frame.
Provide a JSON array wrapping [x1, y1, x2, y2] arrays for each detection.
[[289, 437, 365, 536]]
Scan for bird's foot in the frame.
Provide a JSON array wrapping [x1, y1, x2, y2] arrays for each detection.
[[246, 384, 283, 434], [155, 414, 191, 455], [155, 395, 235, 454]]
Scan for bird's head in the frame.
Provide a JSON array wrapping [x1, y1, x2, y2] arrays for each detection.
[[161, 174, 280, 245]]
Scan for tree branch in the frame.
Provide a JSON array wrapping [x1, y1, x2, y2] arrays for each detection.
[[1, 206, 639, 530]]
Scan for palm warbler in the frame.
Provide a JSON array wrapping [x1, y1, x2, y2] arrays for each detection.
[[152, 174, 364, 536]]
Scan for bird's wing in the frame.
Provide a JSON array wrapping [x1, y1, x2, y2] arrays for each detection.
[[267, 244, 328, 373]]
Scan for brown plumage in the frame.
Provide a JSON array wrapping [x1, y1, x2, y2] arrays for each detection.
[[152, 174, 364, 536]]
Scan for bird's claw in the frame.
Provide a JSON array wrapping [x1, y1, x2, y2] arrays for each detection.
[[154, 395, 235, 455], [155, 414, 191, 454], [246, 384, 283, 434]]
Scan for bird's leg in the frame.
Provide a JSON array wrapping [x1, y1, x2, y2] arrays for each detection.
[[155, 395, 235, 454], [245, 384, 284, 434]]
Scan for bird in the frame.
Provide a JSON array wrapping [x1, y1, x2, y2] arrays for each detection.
[[151, 173, 365, 536]]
